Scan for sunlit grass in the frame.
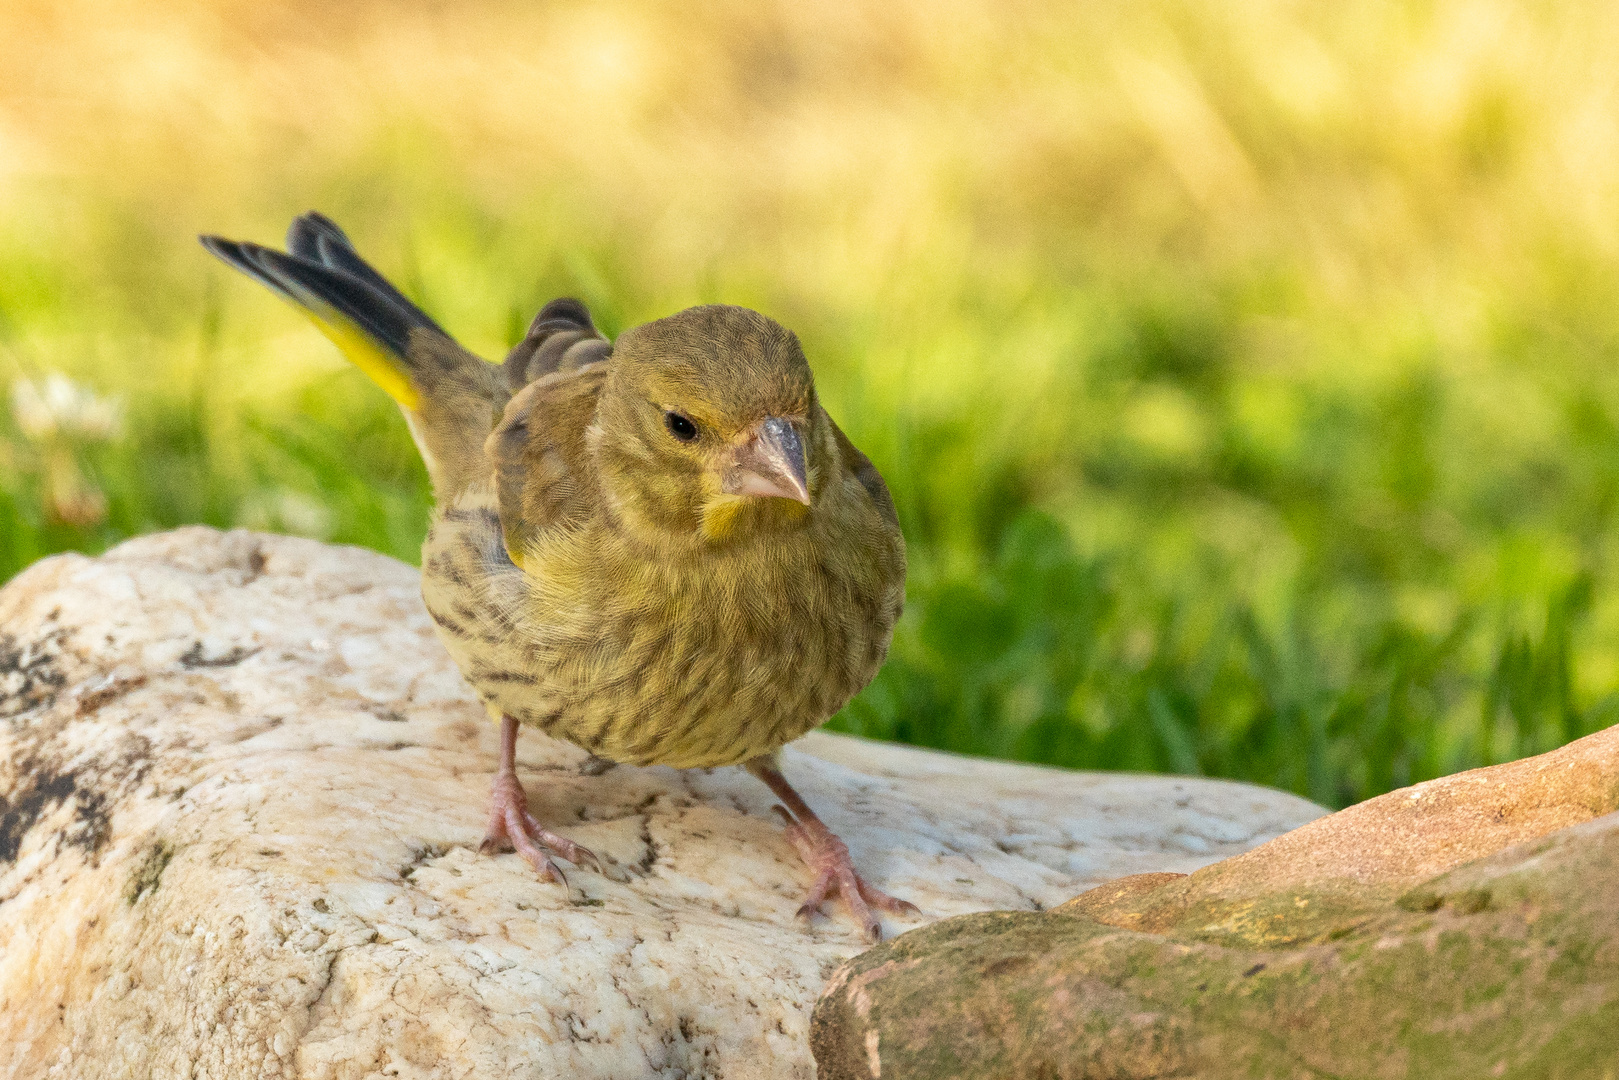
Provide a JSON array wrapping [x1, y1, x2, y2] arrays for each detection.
[[5, 0, 1619, 806]]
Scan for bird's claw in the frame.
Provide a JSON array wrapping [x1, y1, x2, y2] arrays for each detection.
[[524, 807, 603, 874], [481, 771, 598, 887], [775, 806, 919, 941]]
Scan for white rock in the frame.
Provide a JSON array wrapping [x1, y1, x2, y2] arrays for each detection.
[[0, 528, 1324, 1079]]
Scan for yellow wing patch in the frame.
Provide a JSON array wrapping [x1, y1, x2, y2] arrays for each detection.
[[502, 528, 528, 571]]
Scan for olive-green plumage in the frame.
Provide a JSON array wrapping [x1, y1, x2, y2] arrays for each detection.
[[202, 213, 906, 771]]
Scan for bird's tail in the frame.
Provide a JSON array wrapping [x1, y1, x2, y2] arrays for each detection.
[[201, 212, 506, 497]]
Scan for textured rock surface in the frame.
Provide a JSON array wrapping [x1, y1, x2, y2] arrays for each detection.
[[813, 725, 1619, 1080], [0, 528, 1324, 1079]]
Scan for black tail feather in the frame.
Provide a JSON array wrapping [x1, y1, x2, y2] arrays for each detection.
[[201, 213, 508, 495], [283, 212, 448, 339], [200, 233, 433, 360]]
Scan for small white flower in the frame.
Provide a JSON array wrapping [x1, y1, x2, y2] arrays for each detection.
[[10, 373, 123, 442], [236, 489, 335, 540], [10, 377, 52, 439], [274, 491, 335, 539]]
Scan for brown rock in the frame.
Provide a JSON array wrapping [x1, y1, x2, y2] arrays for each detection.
[[1050, 871, 1185, 919], [1072, 722, 1619, 947], [814, 726, 1619, 1079]]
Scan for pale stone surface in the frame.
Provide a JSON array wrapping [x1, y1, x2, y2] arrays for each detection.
[[0, 528, 1325, 1079]]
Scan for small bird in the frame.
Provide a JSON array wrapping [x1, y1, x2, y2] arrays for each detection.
[[201, 213, 916, 938]]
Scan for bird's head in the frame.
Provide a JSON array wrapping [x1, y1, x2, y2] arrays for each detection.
[[593, 304, 823, 543]]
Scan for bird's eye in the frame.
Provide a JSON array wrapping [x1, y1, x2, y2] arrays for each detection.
[[664, 411, 699, 442]]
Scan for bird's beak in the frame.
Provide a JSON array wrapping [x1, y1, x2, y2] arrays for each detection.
[[723, 417, 810, 505]]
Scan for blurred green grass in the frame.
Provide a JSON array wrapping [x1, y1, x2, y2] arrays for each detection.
[[6, 0, 1619, 808]]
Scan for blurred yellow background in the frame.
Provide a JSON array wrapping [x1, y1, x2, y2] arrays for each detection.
[[6, 0, 1619, 805]]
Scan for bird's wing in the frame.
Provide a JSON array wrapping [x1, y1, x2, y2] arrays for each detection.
[[201, 213, 507, 499], [501, 297, 613, 392], [487, 361, 612, 566], [828, 414, 900, 531]]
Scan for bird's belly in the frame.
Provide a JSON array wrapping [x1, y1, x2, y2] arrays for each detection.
[[429, 594, 885, 769], [421, 505, 898, 770], [466, 605, 877, 769]]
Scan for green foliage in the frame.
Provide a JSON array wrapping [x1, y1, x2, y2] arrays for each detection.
[[835, 508, 1616, 809], [6, 0, 1619, 808]]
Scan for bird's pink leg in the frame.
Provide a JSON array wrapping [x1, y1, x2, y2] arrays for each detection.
[[745, 755, 920, 941], [479, 714, 600, 884]]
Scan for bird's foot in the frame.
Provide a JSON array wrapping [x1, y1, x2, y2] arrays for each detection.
[[479, 770, 600, 885], [774, 806, 920, 941]]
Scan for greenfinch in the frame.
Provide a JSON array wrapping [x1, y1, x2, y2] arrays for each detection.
[[201, 213, 915, 938]]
